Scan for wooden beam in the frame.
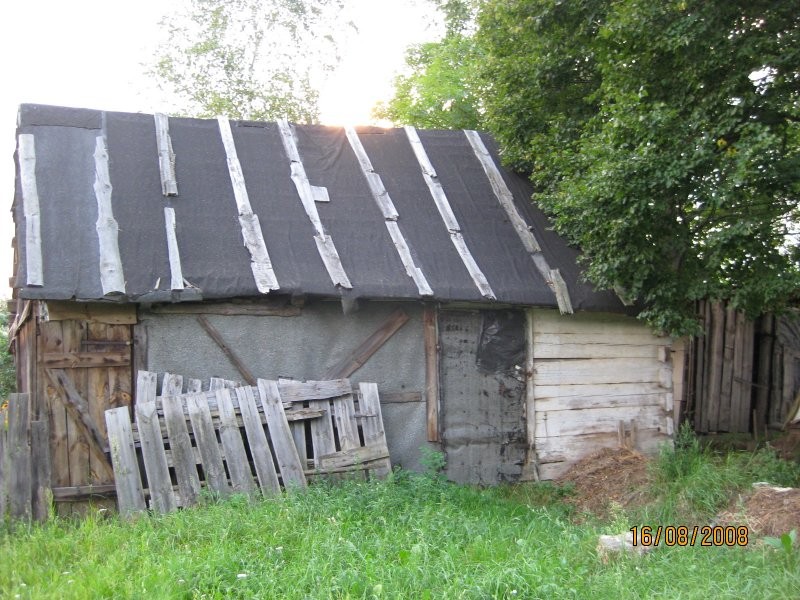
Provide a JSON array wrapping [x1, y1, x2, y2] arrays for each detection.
[[195, 315, 257, 386], [43, 301, 136, 324], [149, 301, 300, 317], [42, 351, 130, 369], [324, 308, 410, 379], [7, 394, 32, 520], [423, 306, 440, 442], [93, 136, 126, 295], [18, 134, 43, 287], [45, 369, 113, 470], [153, 113, 178, 196], [405, 126, 495, 300], [217, 116, 279, 293], [51, 484, 117, 500]]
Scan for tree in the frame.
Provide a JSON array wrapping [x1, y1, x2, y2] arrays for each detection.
[[152, 0, 350, 123], [479, 0, 800, 335], [373, 0, 484, 129]]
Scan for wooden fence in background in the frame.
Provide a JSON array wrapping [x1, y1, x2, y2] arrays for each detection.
[[684, 302, 800, 434], [0, 393, 51, 523]]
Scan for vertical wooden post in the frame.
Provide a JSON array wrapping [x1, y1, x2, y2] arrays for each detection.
[[8, 393, 32, 520], [423, 305, 440, 442], [754, 315, 774, 433], [31, 420, 52, 522], [705, 302, 726, 432]]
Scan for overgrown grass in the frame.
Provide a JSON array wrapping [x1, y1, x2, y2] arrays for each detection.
[[638, 423, 800, 524], [2, 457, 798, 599]]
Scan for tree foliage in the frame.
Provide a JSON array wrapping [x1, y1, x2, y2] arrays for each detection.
[[478, 0, 800, 334], [153, 0, 349, 123], [374, 0, 484, 129]]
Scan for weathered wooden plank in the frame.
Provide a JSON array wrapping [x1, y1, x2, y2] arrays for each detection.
[[45, 369, 112, 471], [161, 372, 184, 397], [39, 322, 70, 515], [51, 484, 117, 500], [532, 342, 664, 360], [217, 116, 279, 293], [18, 134, 43, 287], [150, 301, 300, 317], [385, 221, 433, 296], [186, 392, 229, 495], [313, 234, 353, 289], [534, 392, 668, 412], [317, 445, 390, 471], [740, 318, 755, 432], [135, 400, 176, 513], [136, 370, 158, 403], [535, 404, 667, 438], [531, 309, 662, 333], [532, 359, 669, 386], [730, 309, 746, 432], [42, 351, 130, 368], [718, 305, 737, 431], [308, 399, 336, 468], [357, 382, 391, 477], [257, 380, 307, 489], [324, 309, 410, 379], [332, 394, 360, 452], [30, 420, 52, 522], [104, 406, 145, 516], [533, 381, 667, 400], [536, 428, 670, 466], [754, 315, 774, 432], [423, 306, 440, 442], [523, 309, 538, 482], [162, 394, 200, 507], [186, 379, 203, 393], [0, 426, 6, 519], [705, 302, 726, 431], [291, 421, 308, 466], [533, 332, 669, 348], [8, 394, 32, 520], [235, 386, 280, 495], [43, 301, 137, 324], [404, 126, 495, 300], [216, 388, 256, 495], [196, 315, 257, 386], [163, 207, 185, 291], [278, 379, 352, 403], [93, 136, 126, 295], [154, 113, 178, 196]]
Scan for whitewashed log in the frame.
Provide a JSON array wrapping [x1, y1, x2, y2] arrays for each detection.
[[535, 404, 666, 438], [465, 129, 572, 313], [534, 392, 667, 412], [18, 134, 43, 286], [346, 127, 432, 296], [217, 117, 279, 293], [163, 207, 185, 290], [534, 332, 670, 347], [535, 428, 670, 465], [533, 358, 669, 386], [532, 309, 666, 335], [533, 382, 667, 400], [278, 119, 352, 289], [93, 136, 126, 295], [154, 113, 178, 196], [533, 342, 664, 360], [404, 126, 495, 300]]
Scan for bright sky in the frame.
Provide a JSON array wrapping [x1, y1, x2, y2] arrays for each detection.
[[0, 0, 439, 299]]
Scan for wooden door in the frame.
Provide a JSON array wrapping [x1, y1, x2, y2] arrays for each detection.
[[439, 309, 527, 484], [37, 303, 134, 514]]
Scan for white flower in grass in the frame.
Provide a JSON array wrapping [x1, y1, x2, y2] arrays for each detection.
[[237, 573, 248, 579]]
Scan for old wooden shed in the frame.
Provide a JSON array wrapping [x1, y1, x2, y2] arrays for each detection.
[[9, 104, 677, 513]]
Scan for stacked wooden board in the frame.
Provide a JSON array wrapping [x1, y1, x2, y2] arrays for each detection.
[[105, 371, 391, 516]]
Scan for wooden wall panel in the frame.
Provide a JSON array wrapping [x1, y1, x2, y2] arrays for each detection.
[[531, 309, 673, 479]]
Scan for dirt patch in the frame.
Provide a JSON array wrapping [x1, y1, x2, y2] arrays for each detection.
[[717, 485, 800, 537], [556, 447, 653, 519]]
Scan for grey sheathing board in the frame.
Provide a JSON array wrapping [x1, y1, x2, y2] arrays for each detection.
[[13, 103, 626, 312], [140, 301, 429, 470]]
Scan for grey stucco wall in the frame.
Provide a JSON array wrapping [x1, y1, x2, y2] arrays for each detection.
[[140, 300, 430, 470]]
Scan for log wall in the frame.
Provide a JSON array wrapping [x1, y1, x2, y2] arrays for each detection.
[[531, 309, 674, 480]]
